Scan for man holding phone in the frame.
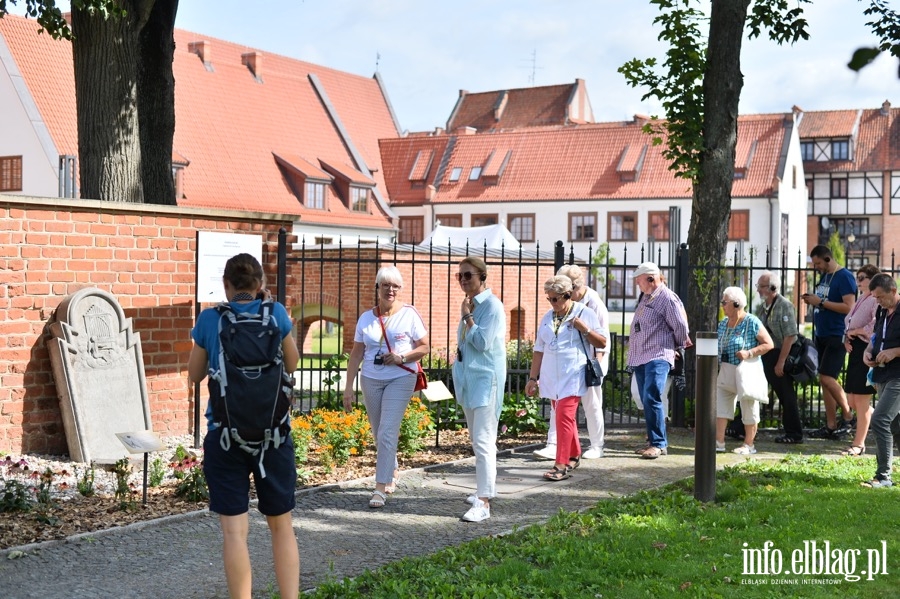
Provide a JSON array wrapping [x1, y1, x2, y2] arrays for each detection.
[[801, 245, 857, 439]]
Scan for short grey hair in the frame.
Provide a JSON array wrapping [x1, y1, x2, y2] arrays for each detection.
[[758, 270, 781, 292], [556, 264, 585, 288], [375, 265, 403, 287], [544, 275, 573, 296], [722, 286, 748, 309]]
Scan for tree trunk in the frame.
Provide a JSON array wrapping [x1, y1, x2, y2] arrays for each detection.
[[71, 6, 144, 203], [137, 0, 178, 205], [685, 0, 752, 336]]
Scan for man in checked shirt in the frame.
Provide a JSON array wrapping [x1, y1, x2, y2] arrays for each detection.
[[627, 262, 692, 459]]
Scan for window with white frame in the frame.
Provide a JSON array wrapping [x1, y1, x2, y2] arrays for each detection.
[[305, 181, 326, 209]]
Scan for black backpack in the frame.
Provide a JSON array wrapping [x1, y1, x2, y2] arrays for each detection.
[[208, 301, 293, 477], [784, 335, 818, 383]]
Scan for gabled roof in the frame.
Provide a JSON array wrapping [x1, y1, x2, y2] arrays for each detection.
[[798, 103, 900, 173], [445, 79, 594, 132], [381, 113, 792, 204], [0, 15, 399, 230]]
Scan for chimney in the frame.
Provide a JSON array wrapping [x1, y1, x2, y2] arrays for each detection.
[[882, 99, 891, 116], [242, 52, 263, 82], [188, 41, 213, 71], [455, 126, 477, 135]]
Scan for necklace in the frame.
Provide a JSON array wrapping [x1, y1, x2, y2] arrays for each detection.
[[552, 303, 572, 335]]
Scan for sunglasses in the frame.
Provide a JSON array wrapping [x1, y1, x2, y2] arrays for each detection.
[[456, 272, 479, 281], [546, 296, 562, 303], [857, 275, 868, 282]]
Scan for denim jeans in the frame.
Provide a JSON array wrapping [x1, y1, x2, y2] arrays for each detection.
[[634, 359, 670, 449], [872, 379, 900, 480]]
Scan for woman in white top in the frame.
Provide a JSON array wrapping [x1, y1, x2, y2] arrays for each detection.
[[525, 276, 606, 481], [343, 266, 430, 508]]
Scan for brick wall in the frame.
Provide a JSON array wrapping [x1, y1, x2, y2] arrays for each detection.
[[0, 195, 294, 455]]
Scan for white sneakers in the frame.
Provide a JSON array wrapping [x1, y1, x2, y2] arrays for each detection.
[[733, 444, 757, 455], [462, 499, 490, 522], [716, 441, 726, 453], [535, 444, 605, 460], [582, 446, 604, 459], [532, 444, 557, 460], [466, 494, 477, 505]]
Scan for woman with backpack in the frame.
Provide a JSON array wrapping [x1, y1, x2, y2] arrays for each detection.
[[188, 253, 300, 599], [343, 265, 430, 508]]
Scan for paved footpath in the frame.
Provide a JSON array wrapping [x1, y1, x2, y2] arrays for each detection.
[[0, 428, 812, 598]]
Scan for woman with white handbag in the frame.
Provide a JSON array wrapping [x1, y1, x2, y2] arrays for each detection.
[[716, 287, 774, 455]]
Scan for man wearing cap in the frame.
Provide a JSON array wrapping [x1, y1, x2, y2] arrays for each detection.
[[628, 262, 691, 459]]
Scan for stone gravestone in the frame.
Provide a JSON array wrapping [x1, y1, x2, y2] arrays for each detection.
[[47, 288, 153, 464]]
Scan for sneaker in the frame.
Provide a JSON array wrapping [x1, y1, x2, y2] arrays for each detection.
[[716, 441, 726, 453], [466, 494, 478, 505], [462, 499, 491, 522], [808, 425, 836, 439], [862, 477, 893, 488], [533, 444, 557, 460], [582, 446, 604, 459], [733, 444, 757, 455], [833, 419, 854, 437]]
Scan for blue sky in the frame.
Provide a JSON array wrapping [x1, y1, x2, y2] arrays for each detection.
[[10, 0, 899, 131]]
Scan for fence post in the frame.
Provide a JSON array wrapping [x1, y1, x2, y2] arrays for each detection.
[[554, 240, 564, 273], [671, 243, 690, 426], [694, 331, 718, 502], [277, 227, 287, 305]]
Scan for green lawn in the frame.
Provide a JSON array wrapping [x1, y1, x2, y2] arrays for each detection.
[[308, 455, 897, 598]]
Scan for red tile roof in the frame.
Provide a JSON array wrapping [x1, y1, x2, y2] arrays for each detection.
[[446, 80, 593, 132], [799, 105, 900, 173], [382, 114, 791, 204], [0, 15, 399, 230]]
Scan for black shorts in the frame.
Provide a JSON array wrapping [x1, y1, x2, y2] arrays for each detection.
[[203, 429, 297, 517], [815, 335, 847, 379]]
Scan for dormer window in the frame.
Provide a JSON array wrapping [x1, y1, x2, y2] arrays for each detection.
[[831, 139, 849, 161], [305, 181, 326, 209], [350, 187, 369, 212], [469, 166, 482, 181], [448, 167, 462, 182], [800, 141, 814, 161]]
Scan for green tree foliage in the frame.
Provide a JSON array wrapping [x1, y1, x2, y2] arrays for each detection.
[[0, 0, 177, 205], [619, 0, 810, 334], [849, 0, 900, 72]]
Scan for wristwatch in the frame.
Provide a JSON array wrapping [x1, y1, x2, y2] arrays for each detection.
[[401, 354, 406, 364]]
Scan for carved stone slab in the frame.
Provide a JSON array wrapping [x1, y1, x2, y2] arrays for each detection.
[[47, 288, 152, 464]]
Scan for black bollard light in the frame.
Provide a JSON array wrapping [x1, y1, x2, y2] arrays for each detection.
[[694, 331, 718, 502]]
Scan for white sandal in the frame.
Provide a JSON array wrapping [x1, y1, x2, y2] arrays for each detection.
[[369, 490, 387, 508], [384, 477, 398, 495]]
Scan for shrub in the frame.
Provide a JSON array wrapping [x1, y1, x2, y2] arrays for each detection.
[[173, 454, 208, 502], [315, 353, 349, 411], [398, 397, 434, 456], [499, 392, 548, 437]]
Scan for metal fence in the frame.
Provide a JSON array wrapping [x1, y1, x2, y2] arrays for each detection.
[[277, 230, 900, 432]]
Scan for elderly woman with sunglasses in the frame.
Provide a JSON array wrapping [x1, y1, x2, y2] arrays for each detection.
[[525, 275, 607, 481], [343, 266, 430, 509], [716, 286, 774, 455], [452, 257, 507, 522], [842, 264, 881, 456]]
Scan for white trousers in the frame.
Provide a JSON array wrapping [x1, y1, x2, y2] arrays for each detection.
[[546, 384, 604, 448], [463, 396, 500, 499]]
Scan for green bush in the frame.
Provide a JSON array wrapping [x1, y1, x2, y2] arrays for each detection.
[[499, 392, 548, 437], [398, 397, 434, 456]]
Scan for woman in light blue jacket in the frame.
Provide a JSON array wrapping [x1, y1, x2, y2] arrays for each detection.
[[452, 257, 507, 523]]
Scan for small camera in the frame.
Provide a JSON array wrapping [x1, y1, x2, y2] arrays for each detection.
[[633, 322, 641, 333], [721, 353, 729, 363], [456, 348, 463, 362], [374, 354, 385, 365]]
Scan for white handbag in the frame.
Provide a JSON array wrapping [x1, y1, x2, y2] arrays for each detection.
[[735, 356, 768, 404]]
